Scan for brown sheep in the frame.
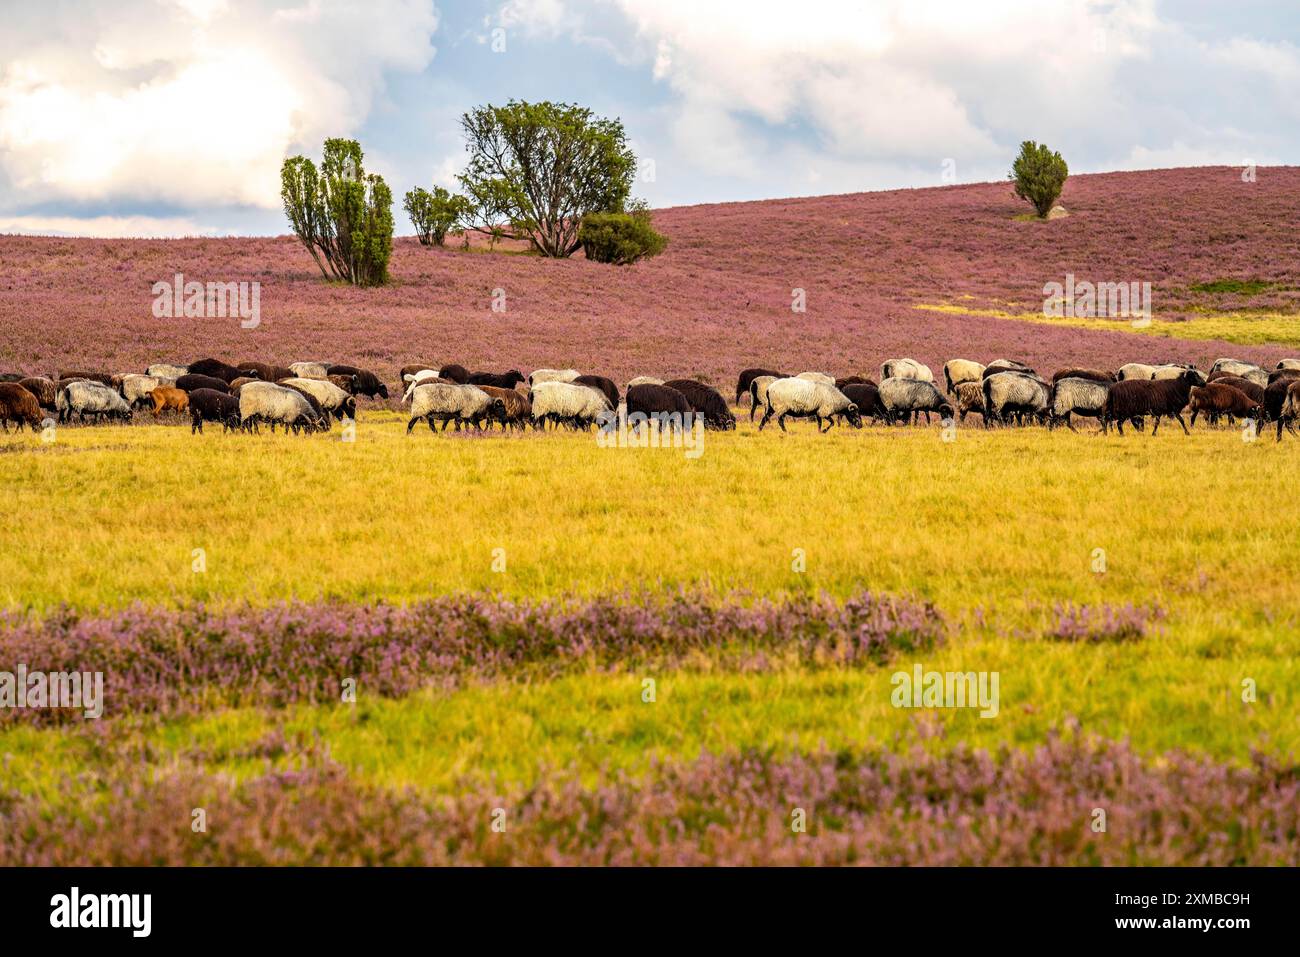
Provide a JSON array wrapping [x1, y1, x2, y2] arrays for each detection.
[[1188, 383, 1261, 428], [149, 386, 190, 416], [328, 373, 360, 395], [229, 376, 260, 392], [18, 377, 57, 411], [238, 361, 294, 383], [0, 383, 43, 432], [477, 385, 531, 430], [1051, 367, 1115, 384], [1277, 381, 1300, 442]]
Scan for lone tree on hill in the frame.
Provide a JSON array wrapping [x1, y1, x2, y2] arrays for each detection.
[[1010, 141, 1069, 218], [282, 138, 394, 286], [404, 185, 473, 247]]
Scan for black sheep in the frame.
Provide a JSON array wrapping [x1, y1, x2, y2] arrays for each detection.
[[841, 383, 887, 424], [573, 374, 620, 409], [735, 367, 785, 404], [188, 358, 248, 383], [176, 373, 230, 394], [326, 365, 389, 399], [1103, 368, 1205, 435], [468, 369, 526, 390], [238, 361, 295, 383], [663, 379, 735, 430], [438, 364, 470, 384], [188, 389, 241, 434], [626, 383, 694, 432]]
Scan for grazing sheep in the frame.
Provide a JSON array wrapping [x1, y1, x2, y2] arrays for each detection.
[[573, 374, 620, 409], [148, 386, 189, 417], [289, 362, 330, 379], [403, 371, 447, 401], [943, 359, 985, 394], [881, 358, 934, 382], [529, 368, 581, 386], [735, 367, 785, 404], [280, 378, 355, 424], [406, 383, 502, 433], [146, 363, 189, 380], [879, 377, 954, 426], [326, 365, 388, 399], [1268, 367, 1300, 385], [663, 379, 736, 430], [120, 374, 173, 410], [1208, 359, 1268, 386], [238, 361, 295, 383], [276, 382, 329, 428], [984, 359, 1033, 377], [531, 381, 612, 430], [747, 375, 780, 423], [477, 385, 531, 430], [628, 375, 665, 389], [1210, 375, 1265, 405], [1262, 375, 1300, 423], [17, 377, 57, 411], [468, 370, 526, 390], [58, 370, 115, 387], [175, 373, 230, 394], [759, 378, 861, 432], [239, 382, 323, 434], [952, 380, 985, 422], [1188, 383, 1262, 428], [841, 382, 888, 424], [982, 372, 1050, 427], [1103, 368, 1206, 435], [438, 364, 470, 384], [1048, 377, 1110, 431], [0, 383, 42, 432], [1052, 367, 1115, 384], [625, 383, 695, 433], [328, 373, 360, 395], [58, 380, 132, 424], [795, 371, 836, 386], [834, 375, 873, 392], [188, 389, 241, 434], [1276, 381, 1300, 441], [1277, 359, 1300, 371], [188, 358, 248, 383]]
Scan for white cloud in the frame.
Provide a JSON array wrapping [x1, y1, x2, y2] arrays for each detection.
[[0, 214, 221, 237], [0, 0, 439, 212]]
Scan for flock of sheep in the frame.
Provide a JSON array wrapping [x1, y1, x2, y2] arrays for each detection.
[[2, 353, 1299, 441]]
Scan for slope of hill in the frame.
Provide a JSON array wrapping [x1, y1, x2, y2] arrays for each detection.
[[2, 166, 1297, 384]]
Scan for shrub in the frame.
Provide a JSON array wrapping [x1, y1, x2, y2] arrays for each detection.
[[404, 186, 472, 247], [579, 207, 667, 265], [281, 138, 393, 286], [1010, 140, 1069, 218]]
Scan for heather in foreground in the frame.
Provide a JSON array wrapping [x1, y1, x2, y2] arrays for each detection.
[[4, 731, 1295, 866]]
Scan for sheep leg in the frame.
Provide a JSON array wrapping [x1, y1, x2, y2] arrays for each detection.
[[757, 407, 773, 432], [777, 412, 788, 433], [1175, 413, 1190, 435]]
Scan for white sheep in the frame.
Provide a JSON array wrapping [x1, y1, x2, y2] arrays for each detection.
[[57, 380, 132, 424], [1152, 364, 1198, 381], [1116, 362, 1159, 381], [880, 358, 934, 382], [529, 380, 611, 430], [239, 381, 322, 435], [943, 359, 985, 393], [759, 378, 860, 432], [529, 368, 581, 386], [1277, 359, 1300, 371], [120, 374, 174, 409], [747, 375, 779, 422], [279, 377, 355, 422], [406, 383, 502, 433], [402, 369, 444, 401], [145, 363, 189, 380], [289, 361, 330, 379], [795, 371, 835, 386]]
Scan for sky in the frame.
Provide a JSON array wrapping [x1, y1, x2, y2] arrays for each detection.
[[0, 0, 1296, 236]]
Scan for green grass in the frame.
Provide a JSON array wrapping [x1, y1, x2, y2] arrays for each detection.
[[1189, 279, 1281, 295]]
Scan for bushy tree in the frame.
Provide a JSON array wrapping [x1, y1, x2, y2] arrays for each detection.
[[578, 204, 667, 265], [282, 138, 393, 286], [1009, 141, 1069, 218], [404, 185, 472, 246], [458, 100, 636, 257]]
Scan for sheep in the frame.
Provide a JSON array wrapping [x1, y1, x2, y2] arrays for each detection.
[[943, 359, 985, 394], [1275, 381, 1300, 442], [529, 368, 581, 386], [735, 367, 785, 404], [58, 380, 132, 424], [573, 374, 620, 409], [1152, 363, 1199, 380], [530, 381, 612, 430], [0, 383, 42, 432], [175, 373, 230, 394], [879, 377, 953, 426], [146, 363, 189, 380], [663, 379, 736, 430], [1206, 359, 1267, 387], [1052, 367, 1115, 384], [984, 359, 1033, 377], [477, 385, 531, 430], [834, 375, 873, 392], [468, 370, 526, 390], [228, 377, 260, 393], [1188, 384, 1262, 428], [881, 358, 934, 382], [1103, 368, 1205, 435], [795, 371, 836, 386], [328, 374, 360, 395], [1268, 367, 1300, 385], [841, 382, 888, 424], [438, 364, 470, 384], [187, 389, 241, 434], [1277, 359, 1300, 371], [403, 371, 447, 401], [982, 372, 1050, 427], [120, 374, 173, 410], [748, 375, 779, 422], [1263, 375, 1300, 423], [1116, 362, 1159, 381], [952, 380, 985, 422], [625, 383, 695, 434], [279, 377, 356, 423], [1209, 375, 1265, 406], [399, 364, 439, 386], [239, 382, 324, 434], [326, 365, 388, 399], [406, 383, 502, 433], [188, 358, 248, 383], [759, 378, 861, 432], [277, 382, 330, 428], [58, 370, 115, 387], [289, 362, 330, 379], [17, 377, 57, 411], [148, 386, 189, 417], [1048, 377, 1109, 432], [238, 361, 295, 383], [628, 376, 665, 389]]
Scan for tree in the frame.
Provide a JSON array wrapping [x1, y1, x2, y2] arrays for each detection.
[[404, 185, 472, 246], [458, 100, 637, 257], [282, 138, 393, 286], [578, 204, 667, 265], [1009, 141, 1069, 218]]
